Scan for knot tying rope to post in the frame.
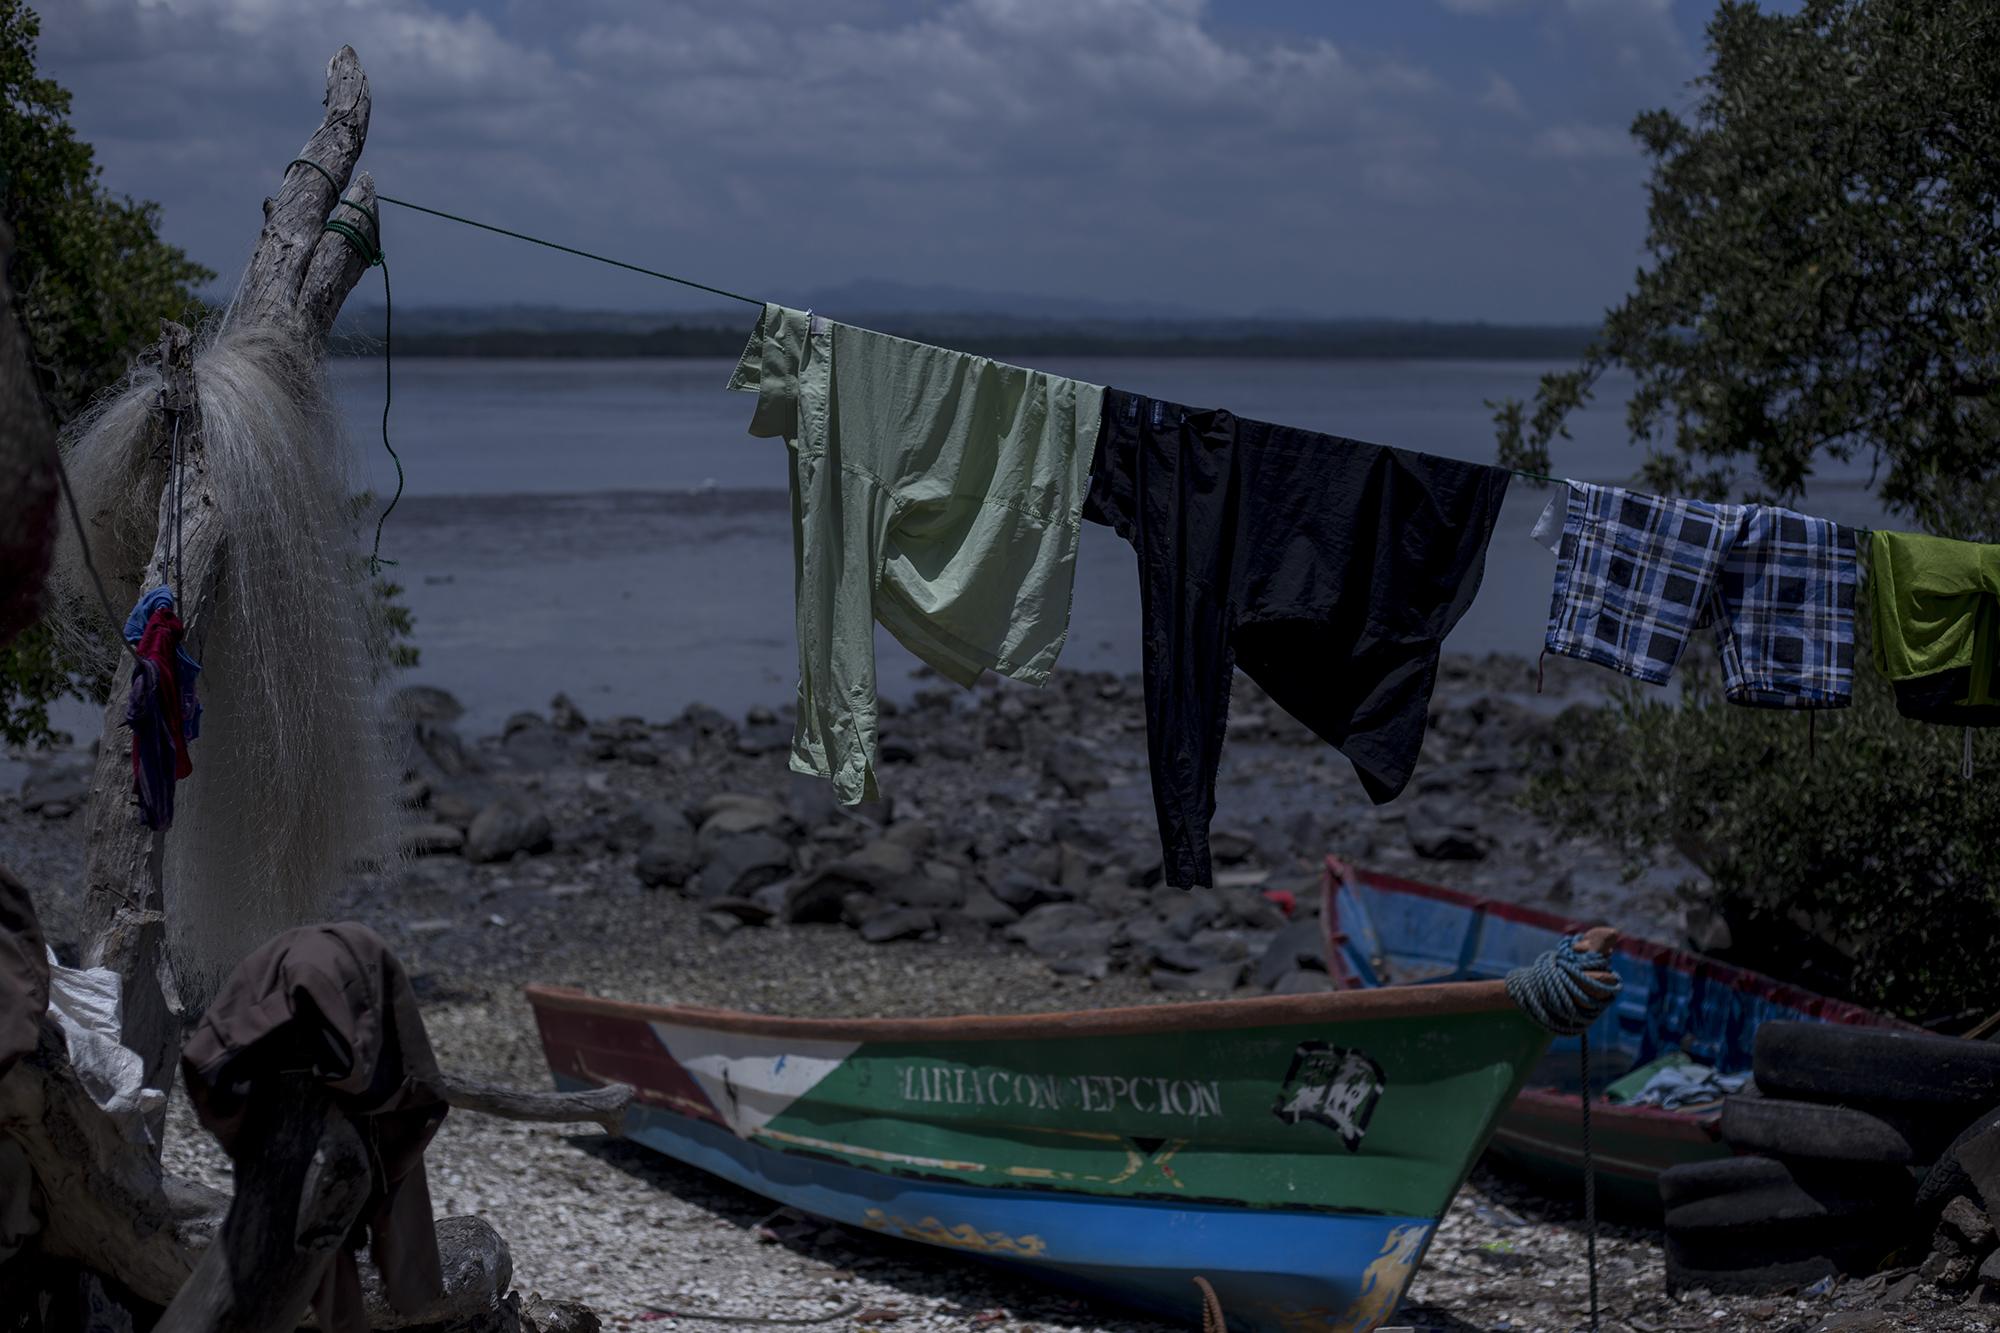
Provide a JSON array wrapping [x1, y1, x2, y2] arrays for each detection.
[[285, 157, 400, 574], [1504, 933, 1622, 1035]]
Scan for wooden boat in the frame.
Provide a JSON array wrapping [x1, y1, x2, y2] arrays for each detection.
[[1320, 858, 1902, 1213], [527, 968, 1598, 1333]]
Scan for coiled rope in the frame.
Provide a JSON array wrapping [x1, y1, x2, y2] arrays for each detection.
[[1506, 935, 1622, 1333], [1505, 934, 1621, 1035]]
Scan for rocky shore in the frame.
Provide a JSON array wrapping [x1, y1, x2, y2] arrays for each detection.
[[6, 652, 1987, 1331]]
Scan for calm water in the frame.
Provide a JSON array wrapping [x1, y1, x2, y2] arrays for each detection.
[[327, 356, 1886, 735]]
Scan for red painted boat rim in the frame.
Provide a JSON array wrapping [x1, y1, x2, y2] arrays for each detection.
[[524, 975, 1527, 1043], [1322, 856, 1904, 1031]]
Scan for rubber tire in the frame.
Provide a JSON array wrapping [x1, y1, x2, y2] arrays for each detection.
[[1914, 1103, 2000, 1218], [1660, 1155, 1913, 1235], [1664, 1229, 1892, 1297], [1719, 1091, 1948, 1165], [1755, 1022, 2000, 1109]]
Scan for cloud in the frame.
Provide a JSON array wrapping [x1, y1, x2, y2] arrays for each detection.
[[31, 0, 1685, 321], [1531, 122, 1636, 160], [1480, 72, 1527, 116]]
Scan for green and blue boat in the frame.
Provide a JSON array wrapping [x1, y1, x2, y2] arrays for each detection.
[[528, 965, 1585, 1332]]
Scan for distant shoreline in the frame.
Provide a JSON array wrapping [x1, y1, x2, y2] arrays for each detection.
[[328, 320, 1596, 362]]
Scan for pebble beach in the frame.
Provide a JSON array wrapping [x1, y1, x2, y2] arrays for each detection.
[[6, 652, 1991, 1332]]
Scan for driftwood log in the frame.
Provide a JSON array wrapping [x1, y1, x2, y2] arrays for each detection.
[[77, 46, 383, 1136]]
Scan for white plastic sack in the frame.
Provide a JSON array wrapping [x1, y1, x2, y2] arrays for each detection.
[[45, 947, 164, 1143]]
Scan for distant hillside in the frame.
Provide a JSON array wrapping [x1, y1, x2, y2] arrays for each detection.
[[330, 306, 1596, 362]]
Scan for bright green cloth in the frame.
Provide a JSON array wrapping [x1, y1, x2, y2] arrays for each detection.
[[1869, 529, 2000, 705], [728, 304, 1103, 803]]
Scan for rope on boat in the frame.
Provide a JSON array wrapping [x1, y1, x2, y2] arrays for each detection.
[[1506, 935, 1622, 1333], [1504, 935, 1621, 1035]]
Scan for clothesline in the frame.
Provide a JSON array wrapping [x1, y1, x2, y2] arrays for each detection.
[[370, 194, 1573, 488]]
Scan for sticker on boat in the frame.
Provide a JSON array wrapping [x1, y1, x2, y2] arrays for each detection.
[[1271, 1041, 1385, 1151]]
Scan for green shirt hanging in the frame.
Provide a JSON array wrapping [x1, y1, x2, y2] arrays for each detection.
[[1868, 529, 2000, 724], [729, 304, 1104, 802]]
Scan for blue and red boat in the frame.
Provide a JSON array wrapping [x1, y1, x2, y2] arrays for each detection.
[[1320, 858, 1903, 1212]]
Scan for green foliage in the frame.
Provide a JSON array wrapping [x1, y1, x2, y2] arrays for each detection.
[[0, 623, 93, 749], [372, 578, 420, 674], [1530, 646, 2000, 1023], [1494, 0, 2000, 539], [1, 0, 214, 424], [2, 1, 214, 750]]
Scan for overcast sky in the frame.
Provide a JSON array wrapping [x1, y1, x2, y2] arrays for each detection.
[[36, 0, 1717, 321]]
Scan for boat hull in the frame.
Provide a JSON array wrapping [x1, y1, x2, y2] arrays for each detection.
[[528, 982, 1555, 1333], [1322, 860, 1902, 1211]]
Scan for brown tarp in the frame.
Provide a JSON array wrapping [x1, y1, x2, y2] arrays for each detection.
[[182, 922, 445, 1333]]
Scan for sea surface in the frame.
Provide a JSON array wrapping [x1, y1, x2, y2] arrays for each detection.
[[303, 355, 1883, 736]]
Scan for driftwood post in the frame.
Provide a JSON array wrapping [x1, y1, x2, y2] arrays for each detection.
[[77, 46, 381, 1135]]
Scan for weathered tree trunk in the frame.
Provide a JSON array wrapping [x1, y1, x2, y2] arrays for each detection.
[[77, 45, 382, 1147]]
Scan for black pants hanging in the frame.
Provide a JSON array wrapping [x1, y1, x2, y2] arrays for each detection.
[[1085, 390, 1511, 888]]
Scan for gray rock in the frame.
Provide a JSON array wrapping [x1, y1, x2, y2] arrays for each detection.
[[391, 684, 463, 723], [429, 780, 497, 831], [523, 1297, 601, 1333], [1406, 801, 1490, 861], [702, 910, 746, 936], [697, 798, 788, 848], [1049, 955, 1109, 980], [983, 717, 1024, 751], [705, 896, 774, 926], [19, 764, 88, 817], [960, 889, 1021, 928], [1043, 739, 1106, 798], [878, 735, 918, 764], [700, 792, 784, 824], [1224, 891, 1291, 931], [1163, 887, 1223, 940], [500, 721, 573, 771], [987, 869, 1073, 912], [1150, 961, 1246, 994], [1085, 880, 1148, 920], [679, 702, 735, 737], [1979, 1246, 2000, 1288], [884, 860, 966, 911], [780, 875, 850, 925], [503, 710, 546, 737], [640, 820, 704, 880], [1253, 919, 1329, 991], [464, 801, 552, 864], [1005, 903, 1113, 959], [697, 831, 794, 899], [1944, 1196, 1995, 1250], [404, 823, 466, 857], [1208, 828, 1257, 865], [786, 774, 843, 829], [549, 693, 588, 732], [616, 742, 662, 766], [1149, 939, 1223, 974], [735, 721, 793, 755], [1271, 968, 1336, 995], [398, 778, 430, 810], [859, 907, 936, 944], [411, 721, 473, 778]]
